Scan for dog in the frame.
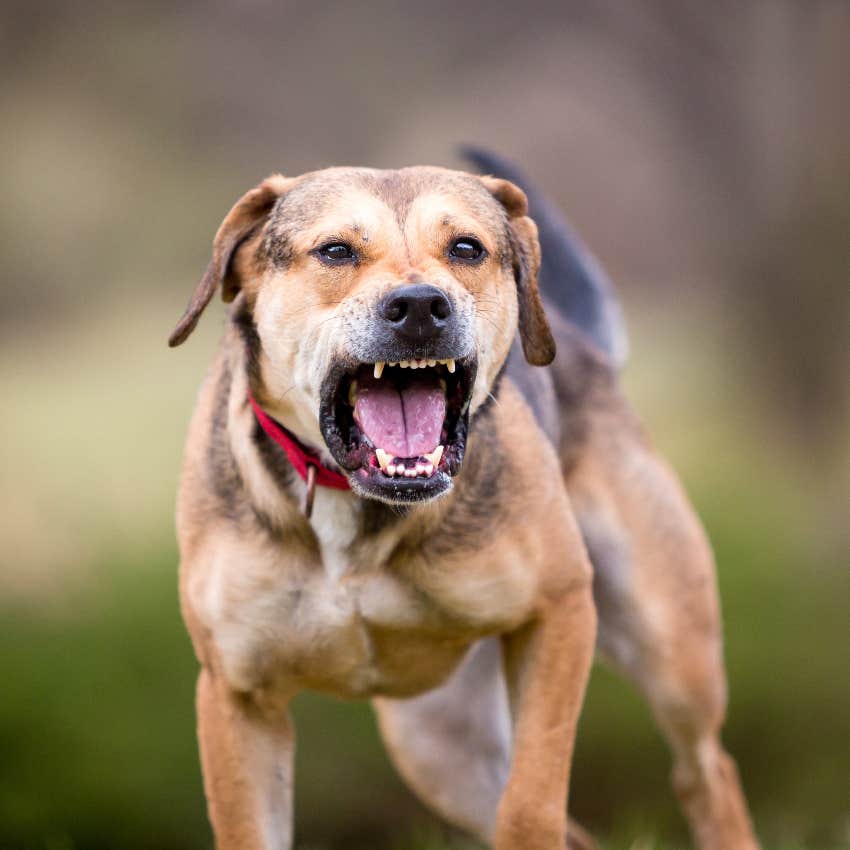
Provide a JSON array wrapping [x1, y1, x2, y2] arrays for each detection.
[[168, 149, 760, 850]]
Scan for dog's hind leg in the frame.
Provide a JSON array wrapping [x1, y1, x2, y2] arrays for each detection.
[[566, 437, 760, 850], [373, 639, 598, 850]]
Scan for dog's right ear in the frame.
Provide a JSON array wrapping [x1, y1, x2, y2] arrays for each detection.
[[168, 174, 291, 347]]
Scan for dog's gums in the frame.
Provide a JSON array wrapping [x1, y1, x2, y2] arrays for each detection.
[[319, 356, 476, 502]]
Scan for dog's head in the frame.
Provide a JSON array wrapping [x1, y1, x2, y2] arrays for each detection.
[[170, 167, 554, 504]]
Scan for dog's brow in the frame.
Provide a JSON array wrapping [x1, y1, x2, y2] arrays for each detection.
[[362, 172, 424, 230]]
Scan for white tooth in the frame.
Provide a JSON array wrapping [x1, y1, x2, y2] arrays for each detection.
[[404, 467, 417, 477], [374, 361, 385, 379], [396, 463, 405, 474], [423, 462, 434, 476], [424, 445, 444, 467], [446, 359, 456, 373], [415, 463, 426, 475], [375, 448, 392, 471], [427, 359, 436, 367], [348, 380, 358, 406], [387, 464, 396, 476], [389, 361, 397, 367], [439, 378, 447, 393], [399, 360, 409, 369]]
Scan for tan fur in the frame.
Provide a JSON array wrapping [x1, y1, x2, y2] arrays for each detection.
[[171, 166, 759, 850]]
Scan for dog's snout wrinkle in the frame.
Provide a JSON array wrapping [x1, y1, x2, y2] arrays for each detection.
[[379, 284, 453, 342]]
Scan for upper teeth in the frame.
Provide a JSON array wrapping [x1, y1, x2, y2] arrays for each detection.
[[423, 445, 443, 467], [371, 358, 455, 374]]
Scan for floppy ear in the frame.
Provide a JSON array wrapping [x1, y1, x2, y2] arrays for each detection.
[[168, 174, 291, 347], [480, 176, 556, 366]]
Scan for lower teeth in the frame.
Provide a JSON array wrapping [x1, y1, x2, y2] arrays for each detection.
[[376, 452, 442, 478]]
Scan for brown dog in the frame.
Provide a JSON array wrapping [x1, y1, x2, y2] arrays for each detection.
[[169, 155, 760, 850]]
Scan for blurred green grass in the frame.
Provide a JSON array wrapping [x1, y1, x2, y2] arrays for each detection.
[[0, 303, 847, 849]]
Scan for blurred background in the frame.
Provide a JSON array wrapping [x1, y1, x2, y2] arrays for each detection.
[[1, 1, 848, 848]]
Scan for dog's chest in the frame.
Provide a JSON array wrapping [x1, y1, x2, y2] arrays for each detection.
[[212, 557, 461, 699], [204, 492, 528, 699], [202, 492, 462, 696]]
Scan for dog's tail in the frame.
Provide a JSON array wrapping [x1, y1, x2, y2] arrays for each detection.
[[461, 146, 628, 368]]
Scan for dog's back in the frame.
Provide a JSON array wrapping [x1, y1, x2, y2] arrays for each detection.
[[463, 148, 628, 369], [464, 149, 633, 469]]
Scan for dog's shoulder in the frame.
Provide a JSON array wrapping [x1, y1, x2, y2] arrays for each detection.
[[176, 331, 308, 559]]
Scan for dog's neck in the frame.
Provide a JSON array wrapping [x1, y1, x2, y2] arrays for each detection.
[[219, 318, 506, 568], [221, 341, 414, 548]]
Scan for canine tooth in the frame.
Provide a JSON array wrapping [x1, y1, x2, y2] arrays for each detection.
[[376, 448, 392, 471], [446, 358, 456, 373], [374, 361, 385, 379], [423, 462, 434, 476], [424, 445, 444, 467], [348, 381, 358, 406]]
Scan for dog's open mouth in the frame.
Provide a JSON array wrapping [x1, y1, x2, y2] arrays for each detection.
[[319, 356, 476, 502]]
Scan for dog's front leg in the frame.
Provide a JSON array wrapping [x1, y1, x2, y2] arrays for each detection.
[[197, 668, 295, 850], [494, 580, 596, 850]]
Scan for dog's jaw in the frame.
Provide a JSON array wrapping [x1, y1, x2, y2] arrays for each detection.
[[318, 355, 477, 504]]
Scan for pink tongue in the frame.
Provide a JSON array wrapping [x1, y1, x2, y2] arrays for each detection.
[[355, 378, 446, 458]]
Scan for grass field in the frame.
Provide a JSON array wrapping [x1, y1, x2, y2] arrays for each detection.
[[1, 301, 847, 850]]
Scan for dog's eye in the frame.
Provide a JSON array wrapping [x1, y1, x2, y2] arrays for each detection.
[[315, 242, 356, 263], [448, 237, 485, 262]]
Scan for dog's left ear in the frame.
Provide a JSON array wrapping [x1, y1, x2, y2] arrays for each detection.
[[480, 177, 556, 366], [168, 174, 291, 347]]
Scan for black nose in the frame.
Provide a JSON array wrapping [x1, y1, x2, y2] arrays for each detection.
[[379, 284, 453, 341]]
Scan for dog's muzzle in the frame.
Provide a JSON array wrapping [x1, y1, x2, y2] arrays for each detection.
[[318, 286, 476, 504]]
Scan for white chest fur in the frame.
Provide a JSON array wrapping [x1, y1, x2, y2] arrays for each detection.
[[306, 486, 359, 581]]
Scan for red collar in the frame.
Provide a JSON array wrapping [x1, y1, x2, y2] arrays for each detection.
[[248, 392, 350, 491]]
